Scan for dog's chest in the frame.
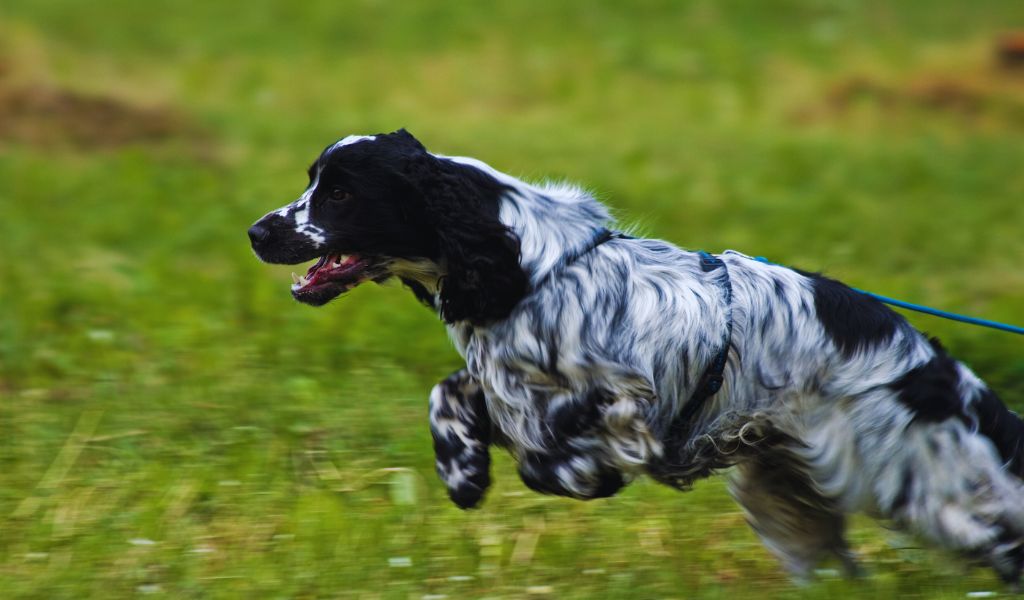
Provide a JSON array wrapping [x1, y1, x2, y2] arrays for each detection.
[[452, 326, 557, 451], [474, 363, 554, 452]]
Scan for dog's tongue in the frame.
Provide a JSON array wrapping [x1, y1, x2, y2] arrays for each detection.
[[291, 254, 370, 292], [305, 255, 332, 278], [303, 254, 363, 286]]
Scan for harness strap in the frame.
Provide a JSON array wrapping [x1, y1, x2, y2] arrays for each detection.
[[564, 227, 629, 267], [539, 233, 733, 425], [533, 227, 631, 291], [674, 251, 733, 425]]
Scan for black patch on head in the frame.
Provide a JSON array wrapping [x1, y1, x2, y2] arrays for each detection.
[[804, 271, 904, 356], [251, 129, 529, 323], [889, 338, 967, 424], [250, 130, 438, 265], [306, 130, 440, 260], [972, 388, 1024, 479]]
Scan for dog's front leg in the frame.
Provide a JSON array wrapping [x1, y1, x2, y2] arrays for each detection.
[[515, 389, 639, 500], [517, 447, 625, 500], [429, 369, 492, 509]]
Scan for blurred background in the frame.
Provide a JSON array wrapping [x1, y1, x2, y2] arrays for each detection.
[[2, 1, 1023, 597]]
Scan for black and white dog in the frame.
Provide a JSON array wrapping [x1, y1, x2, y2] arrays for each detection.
[[249, 130, 1024, 583]]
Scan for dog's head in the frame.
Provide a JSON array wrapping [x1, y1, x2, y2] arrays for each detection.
[[248, 129, 528, 325]]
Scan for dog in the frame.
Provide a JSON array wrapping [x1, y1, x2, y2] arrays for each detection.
[[249, 129, 1024, 583]]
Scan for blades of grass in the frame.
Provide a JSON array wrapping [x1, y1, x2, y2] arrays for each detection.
[[11, 410, 103, 518]]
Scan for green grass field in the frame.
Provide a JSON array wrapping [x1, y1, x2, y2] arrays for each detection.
[[3, 1, 1024, 597]]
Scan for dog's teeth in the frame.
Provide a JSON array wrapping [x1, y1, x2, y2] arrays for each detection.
[[291, 272, 301, 284]]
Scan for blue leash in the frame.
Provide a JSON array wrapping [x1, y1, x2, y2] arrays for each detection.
[[849, 290, 1024, 335], [750, 256, 1024, 336]]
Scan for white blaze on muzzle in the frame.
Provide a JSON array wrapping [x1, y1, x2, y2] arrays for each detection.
[[272, 175, 326, 247]]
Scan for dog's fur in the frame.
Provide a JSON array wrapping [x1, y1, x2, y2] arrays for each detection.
[[249, 130, 1024, 583]]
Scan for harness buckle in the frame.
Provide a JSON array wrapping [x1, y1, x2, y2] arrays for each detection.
[[698, 251, 724, 272]]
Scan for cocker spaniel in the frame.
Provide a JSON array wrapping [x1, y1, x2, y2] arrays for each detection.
[[249, 129, 1024, 584]]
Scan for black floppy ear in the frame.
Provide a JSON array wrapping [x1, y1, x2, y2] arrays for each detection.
[[403, 151, 528, 325]]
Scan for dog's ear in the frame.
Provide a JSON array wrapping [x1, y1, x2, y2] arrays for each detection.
[[403, 151, 528, 325]]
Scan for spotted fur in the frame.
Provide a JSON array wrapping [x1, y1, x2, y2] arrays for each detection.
[[249, 130, 1024, 584], [429, 369, 492, 508]]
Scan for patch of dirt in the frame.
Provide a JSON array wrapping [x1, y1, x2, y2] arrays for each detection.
[[0, 82, 193, 149], [996, 32, 1024, 70], [825, 75, 991, 115], [793, 35, 1024, 128]]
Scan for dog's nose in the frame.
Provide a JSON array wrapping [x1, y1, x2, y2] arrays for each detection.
[[248, 223, 270, 246]]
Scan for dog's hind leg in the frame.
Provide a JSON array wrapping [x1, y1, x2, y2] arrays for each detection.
[[800, 366, 1024, 584], [429, 369, 492, 509], [850, 349, 1024, 585], [730, 456, 860, 582], [875, 420, 1024, 585]]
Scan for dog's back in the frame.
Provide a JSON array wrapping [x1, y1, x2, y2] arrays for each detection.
[[713, 253, 1024, 581]]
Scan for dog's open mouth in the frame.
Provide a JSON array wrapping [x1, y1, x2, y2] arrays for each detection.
[[290, 253, 379, 305]]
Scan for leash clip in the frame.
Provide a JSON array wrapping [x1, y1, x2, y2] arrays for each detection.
[[698, 251, 724, 272]]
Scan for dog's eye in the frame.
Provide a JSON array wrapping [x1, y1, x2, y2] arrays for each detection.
[[329, 187, 351, 202]]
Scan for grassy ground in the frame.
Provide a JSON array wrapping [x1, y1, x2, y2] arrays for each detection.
[[2, 1, 1024, 597]]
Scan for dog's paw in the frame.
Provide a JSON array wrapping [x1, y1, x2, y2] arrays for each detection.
[[446, 476, 490, 510], [436, 452, 492, 509]]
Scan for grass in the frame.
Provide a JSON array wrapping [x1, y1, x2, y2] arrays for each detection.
[[2, 1, 1024, 597]]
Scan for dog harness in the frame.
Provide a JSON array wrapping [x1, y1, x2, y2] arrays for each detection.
[[561, 229, 734, 424], [676, 251, 733, 424]]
